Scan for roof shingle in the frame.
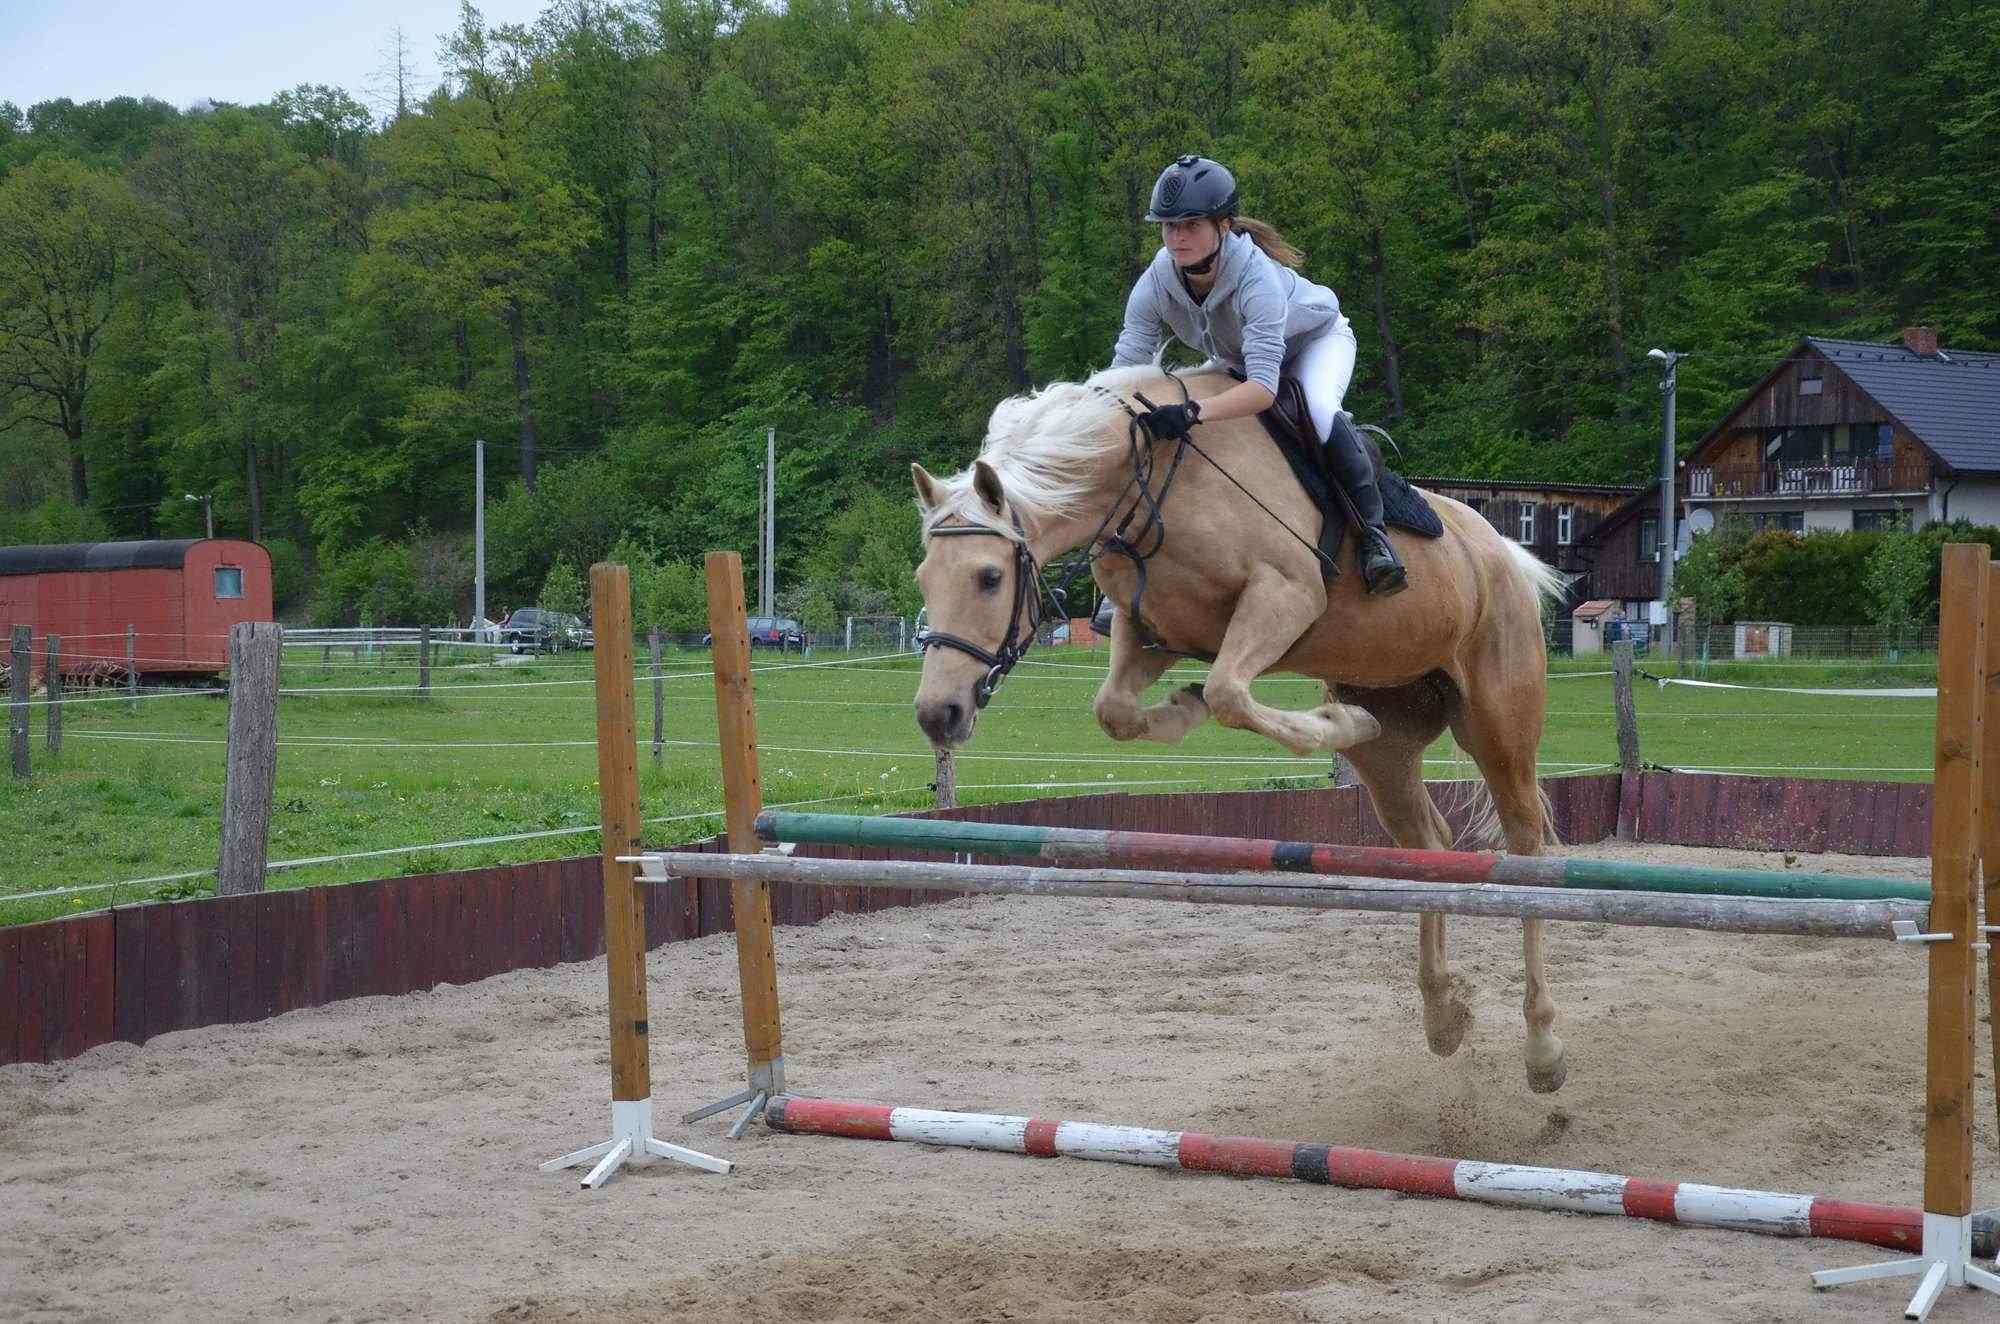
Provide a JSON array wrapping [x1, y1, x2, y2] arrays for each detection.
[[1807, 336, 2000, 474]]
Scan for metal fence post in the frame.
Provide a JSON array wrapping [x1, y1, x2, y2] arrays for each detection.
[[649, 629, 664, 766]]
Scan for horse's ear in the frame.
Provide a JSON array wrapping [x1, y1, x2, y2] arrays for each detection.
[[972, 460, 1007, 518], [911, 463, 943, 512]]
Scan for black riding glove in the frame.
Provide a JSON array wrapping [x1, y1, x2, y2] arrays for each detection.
[[1139, 399, 1201, 440]]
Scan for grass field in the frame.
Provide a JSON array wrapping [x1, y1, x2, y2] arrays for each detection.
[[0, 640, 1940, 928]]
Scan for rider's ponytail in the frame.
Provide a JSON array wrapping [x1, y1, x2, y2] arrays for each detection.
[[1232, 216, 1304, 268]]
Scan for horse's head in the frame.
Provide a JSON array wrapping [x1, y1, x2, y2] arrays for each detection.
[[910, 459, 1040, 748]]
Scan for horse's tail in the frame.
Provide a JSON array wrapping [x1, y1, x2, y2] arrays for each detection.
[[1499, 538, 1572, 615], [1495, 540, 1571, 849]]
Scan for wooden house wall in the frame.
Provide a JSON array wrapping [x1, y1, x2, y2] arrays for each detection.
[[1577, 512, 1662, 600]]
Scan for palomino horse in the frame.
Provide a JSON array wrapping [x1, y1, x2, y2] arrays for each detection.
[[911, 363, 1573, 1093]]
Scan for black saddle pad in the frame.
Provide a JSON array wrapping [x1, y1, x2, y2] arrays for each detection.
[[1254, 382, 1442, 582]]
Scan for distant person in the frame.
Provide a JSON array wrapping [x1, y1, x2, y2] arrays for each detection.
[[1108, 154, 1405, 595]]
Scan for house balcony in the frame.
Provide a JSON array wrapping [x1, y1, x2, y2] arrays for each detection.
[[1686, 460, 1932, 501]]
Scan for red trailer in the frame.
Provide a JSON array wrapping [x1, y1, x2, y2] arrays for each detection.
[[0, 539, 273, 681]]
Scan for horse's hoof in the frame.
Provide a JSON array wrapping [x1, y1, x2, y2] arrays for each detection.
[[1424, 996, 1472, 1057], [1526, 1045, 1569, 1094]]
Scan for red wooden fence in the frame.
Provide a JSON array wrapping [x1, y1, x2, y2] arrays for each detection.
[[0, 773, 1930, 1067]]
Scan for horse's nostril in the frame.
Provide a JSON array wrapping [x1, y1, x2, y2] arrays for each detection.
[[942, 701, 964, 731]]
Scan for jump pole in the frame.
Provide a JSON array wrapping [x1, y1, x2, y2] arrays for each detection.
[[538, 562, 731, 1187], [636, 850, 1928, 940], [679, 551, 787, 1137], [763, 1094, 2000, 1260], [754, 811, 1932, 903]]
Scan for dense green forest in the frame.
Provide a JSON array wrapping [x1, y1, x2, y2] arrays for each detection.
[[2, 0, 1995, 626]]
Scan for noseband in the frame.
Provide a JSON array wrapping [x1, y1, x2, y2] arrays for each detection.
[[916, 515, 1054, 709]]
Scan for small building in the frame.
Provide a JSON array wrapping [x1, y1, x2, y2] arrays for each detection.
[[1681, 326, 2000, 534], [0, 539, 273, 681], [1567, 482, 1667, 624], [1411, 478, 1641, 578]]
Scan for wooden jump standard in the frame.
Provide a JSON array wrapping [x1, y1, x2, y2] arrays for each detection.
[[572, 546, 2000, 1320]]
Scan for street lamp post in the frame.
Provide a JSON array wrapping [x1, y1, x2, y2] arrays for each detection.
[[184, 493, 214, 539], [1645, 349, 1686, 652]]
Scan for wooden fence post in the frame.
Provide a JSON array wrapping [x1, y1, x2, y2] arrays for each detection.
[[934, 749, 957, 809], [321, 645, 331, 676], [691, 550, 785, 1135], [216, 621, 282, 896], [126, 624, 138, 713], [1613, 639, 1640, 839], [43, 634, 59, 756], [417, 624, 431, 699], [648, 629, 664, 766], [9, 625, 28, 780]]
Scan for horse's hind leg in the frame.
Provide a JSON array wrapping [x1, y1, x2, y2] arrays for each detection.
[[1450, 680, 1566, 1093], [1340, 733, 1471, 1059]]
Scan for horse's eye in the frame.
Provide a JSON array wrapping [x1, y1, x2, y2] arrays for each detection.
[[978, 567, 1004, 592]]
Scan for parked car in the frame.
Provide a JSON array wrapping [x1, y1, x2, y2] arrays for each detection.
[[702, 615, 806, 651], [501, 608, 594, 654]]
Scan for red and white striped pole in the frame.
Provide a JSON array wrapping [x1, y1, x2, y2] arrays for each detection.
[[766, 1096, 1991, 1259]]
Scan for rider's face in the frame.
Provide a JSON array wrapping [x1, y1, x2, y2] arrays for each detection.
[[1162, 218, 1222, 269]]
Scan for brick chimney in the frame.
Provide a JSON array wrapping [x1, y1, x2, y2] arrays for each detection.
[[1902, 324, 1939, 356]]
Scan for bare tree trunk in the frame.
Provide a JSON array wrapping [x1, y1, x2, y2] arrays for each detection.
[[507, 297, 538, 490], [244, 432, 264, 542], [1369, 226, 1405, 421], [1591, 90, 1629, 390], [454, 317, 472, 394], [68, 449, 88, 507]]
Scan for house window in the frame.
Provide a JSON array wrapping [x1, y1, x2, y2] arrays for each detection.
[[1638, 518, 1658, 563], [1764, 426, 1829, 466], [215, 566, 244, 599], [1875, 424, 1896, 462], [1799, 369, 1823, 396], [1557, 503, 1574, 546], [1518, 502, 1537, 543], [1855, 508, 1912, 533], [1748, 511, 1805, 533]]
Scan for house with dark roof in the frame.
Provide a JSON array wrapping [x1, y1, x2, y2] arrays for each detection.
[[1409, 477, 1641, 578], [1681, 326, 2000, 534]]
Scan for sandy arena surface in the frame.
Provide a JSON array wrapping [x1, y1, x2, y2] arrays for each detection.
[[2, 840, 1991, 1324]]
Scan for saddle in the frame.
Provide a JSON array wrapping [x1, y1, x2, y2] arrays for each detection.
[[1255, 377, 1443, 583]]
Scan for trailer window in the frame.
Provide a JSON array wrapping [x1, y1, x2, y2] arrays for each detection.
[[215, 566, 244, 599]]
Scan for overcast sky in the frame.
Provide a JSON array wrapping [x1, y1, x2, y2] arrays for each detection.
[[4, 1, 556, 118]]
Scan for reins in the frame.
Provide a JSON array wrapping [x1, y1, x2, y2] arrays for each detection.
[[918, 367, 1341, 704]]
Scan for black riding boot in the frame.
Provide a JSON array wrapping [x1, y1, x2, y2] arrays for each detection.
[[1323, 412, 1408, 596]]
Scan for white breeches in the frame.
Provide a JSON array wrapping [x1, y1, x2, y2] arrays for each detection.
[[1290, 318, 1357, 441]]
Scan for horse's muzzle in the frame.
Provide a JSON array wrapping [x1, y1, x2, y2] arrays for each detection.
[[915, 695, 975, 748]]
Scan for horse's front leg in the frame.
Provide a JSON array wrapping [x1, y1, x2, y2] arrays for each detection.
[[1092, 614, 1208, 744], [1203, 569, 1380, 755]]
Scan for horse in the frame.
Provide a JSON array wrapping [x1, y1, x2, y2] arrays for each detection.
[[910, 362, 1573, 1093]]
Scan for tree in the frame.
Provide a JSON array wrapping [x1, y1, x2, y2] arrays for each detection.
[[0, 157, 143, 504], [1245, 8, 1419, 418], [132, 108, 309, 540], [370, 3, 598, 490], [1675, 527, 1746, 630], [1864, 531, 1932, 643], [539, 554, 585, 615]]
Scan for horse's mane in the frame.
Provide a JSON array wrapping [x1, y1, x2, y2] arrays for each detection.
[[922, 362, 1229, 538]]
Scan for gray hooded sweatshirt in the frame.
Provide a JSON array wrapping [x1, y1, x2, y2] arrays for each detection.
[[1110, 230, 1346, 394]]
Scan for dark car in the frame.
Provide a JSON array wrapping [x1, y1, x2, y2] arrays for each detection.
[[502, 608, 594, 654], [703, 615, 806, 651]]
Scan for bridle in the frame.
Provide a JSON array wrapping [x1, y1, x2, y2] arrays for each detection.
[[915, 513, 1055, 709], [918, 369, 1338, 709]]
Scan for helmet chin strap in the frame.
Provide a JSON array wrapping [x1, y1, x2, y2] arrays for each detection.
[[1177, 222, 1225, 275]]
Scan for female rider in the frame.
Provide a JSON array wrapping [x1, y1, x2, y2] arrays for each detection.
[[1109, 155, 1405, 595]]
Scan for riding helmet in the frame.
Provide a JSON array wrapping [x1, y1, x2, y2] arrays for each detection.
[[1143, 155, 1239, 222]]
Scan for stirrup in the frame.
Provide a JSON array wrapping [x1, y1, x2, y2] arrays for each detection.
[[1361, 534, 1407, 597]]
